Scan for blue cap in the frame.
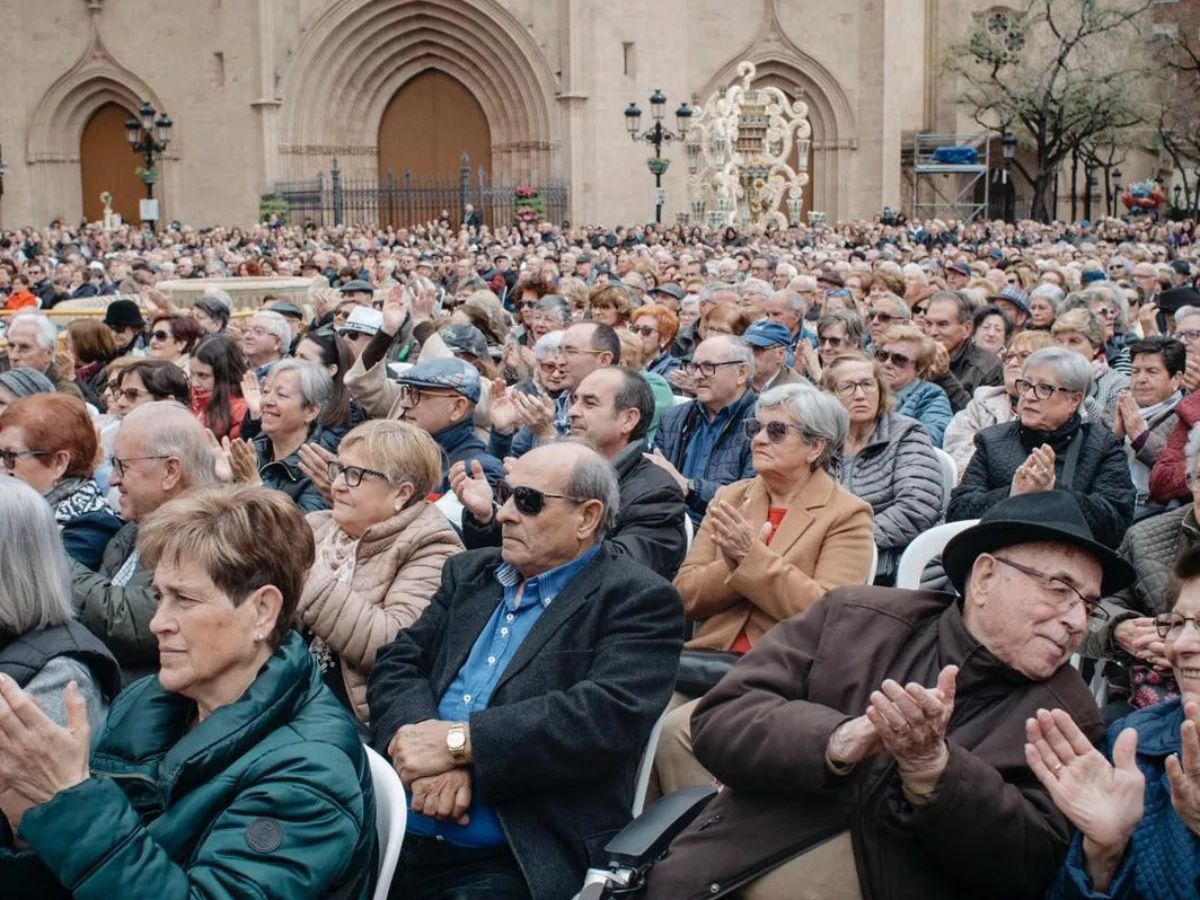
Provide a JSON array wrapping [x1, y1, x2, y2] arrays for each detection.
[[1081, 270, 1107, 286], [396, 357, 481, 403], [993, 285, 1030, 314], [743, 319, 793, 348]]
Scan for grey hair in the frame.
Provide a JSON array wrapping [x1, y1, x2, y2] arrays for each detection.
[[533, 329, 563, 361], [566, 450, 622, 539], [756, 383, 849, 473], [739, 278, 771, 298], [9, 313, 58, 350], [533, 295, 572, 325], [1030, 283, 1064, 311], [267, 358, 334, 411], [1187, 423, 1200, 476], [124, 401, 218, 488], [1023, 347, 1093, 395], [709, 334, 756, 380], [1084, 282, 1129, 327], [699, 282, 737, 304], [252, 309, 292, 350], [773, 289, 808, 313], [1175, 306, 1200, 326], [0, 477, 73, 636]]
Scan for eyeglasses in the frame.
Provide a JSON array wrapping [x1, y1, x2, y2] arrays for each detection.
[[744, 418, 805, 442], [114, 387, 150, 403], [631, 324, 659, 337], [992, 555, 1106, 621], [1091, 307, 1117, 319], [150, 329, 172, 342], [684, 360, 744, 377], [328, 461, 391, 488], [867, 310, 906, 323], [1015, 378, 1079, 401], [109, 455, 170, 478], [397, 384, 458, 406], [835, 379, 878, 397], [557, 346, 607, 359], [0, 449, 48, 469], [496, 481, 586, 516], [874, 349, 913, 368], [819, 335, 850, 348], [1001, 350, 1031, 365], [1154, 613, 1200, 640], [1175, 330, 1200, 343]]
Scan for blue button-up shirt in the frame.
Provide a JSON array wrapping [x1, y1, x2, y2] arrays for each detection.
[[407, 543, 603, 847], [681, 403, 734, 481]]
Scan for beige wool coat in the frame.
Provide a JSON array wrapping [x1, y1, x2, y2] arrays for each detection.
[[299, 501, 463, 722]]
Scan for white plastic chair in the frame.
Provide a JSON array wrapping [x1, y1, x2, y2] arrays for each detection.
[[632, 709, 669, 817], [365, 745, 408, 900], [434, 492, 465, 529], [933, 447, 957, 512], [865, 543, 878, 585], [894, 519, 979, 590], [683, 514, 694, 550]]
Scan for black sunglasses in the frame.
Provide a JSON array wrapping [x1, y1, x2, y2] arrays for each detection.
[[744, 419, 806, 443], [874, 349, 913, 368], [150, 329, 172, 342], [496, 481, 587, 516]]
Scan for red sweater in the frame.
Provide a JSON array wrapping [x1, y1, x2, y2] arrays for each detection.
[[1149, 390, 1200, 503]]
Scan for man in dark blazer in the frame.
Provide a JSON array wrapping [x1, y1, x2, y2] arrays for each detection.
[[368, 441, 684, 900]]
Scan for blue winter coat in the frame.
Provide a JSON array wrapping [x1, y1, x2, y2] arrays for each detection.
[[894, 378, 953, 448], [1049, 698, 1200, 899]]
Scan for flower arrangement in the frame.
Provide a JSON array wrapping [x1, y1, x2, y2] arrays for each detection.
[[513, 184, 545, 224]]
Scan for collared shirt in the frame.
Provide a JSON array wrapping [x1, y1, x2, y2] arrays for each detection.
[[407, 543, 603, 847], [681, 402, 735, 481]]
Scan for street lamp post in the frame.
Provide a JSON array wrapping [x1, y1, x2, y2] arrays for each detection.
[[1174, 184, 1183, 214], [624, 89, 692, 224], [1111, 167, 1122, 218], [1001, 132, 1020, 222], [0, 144, 7, 200], [124, 100, 172, 227]]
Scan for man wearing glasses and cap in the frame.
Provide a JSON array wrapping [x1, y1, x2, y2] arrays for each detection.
[[645, 491, 1133, 900], [368, 441, 683, 900]]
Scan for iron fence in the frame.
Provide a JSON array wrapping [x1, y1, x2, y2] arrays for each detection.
[[270, 154, 567, 228]]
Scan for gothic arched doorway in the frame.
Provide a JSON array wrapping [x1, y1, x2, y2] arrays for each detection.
[[80, 102, 142, 225], [378, 70, 492, 184]]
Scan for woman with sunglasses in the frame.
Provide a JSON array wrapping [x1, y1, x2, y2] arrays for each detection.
[[0, 394, 122, 570], [297, 420, 461, 724], [822, 352, 945, 585], [948, 347, 1135, 551], [1029, 544, 1200, 900], [653, 384, 874, 798], [875, 324, 953, 447], [147, 313, 203, 377], [630, 303, 682, 377]]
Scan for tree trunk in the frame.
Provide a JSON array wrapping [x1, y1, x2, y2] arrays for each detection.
[[1030, 171, 1056, 223]]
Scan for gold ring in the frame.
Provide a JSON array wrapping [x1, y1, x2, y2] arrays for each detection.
[[1052, 763, 1063, 776]]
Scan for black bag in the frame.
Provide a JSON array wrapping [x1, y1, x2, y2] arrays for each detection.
[[674, 649, 741, 697]]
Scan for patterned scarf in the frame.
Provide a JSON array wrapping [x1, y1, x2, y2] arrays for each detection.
[[45, 477, 111, 526]]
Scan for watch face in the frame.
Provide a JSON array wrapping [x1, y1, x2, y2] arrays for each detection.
[[448, 730, 466, 750]]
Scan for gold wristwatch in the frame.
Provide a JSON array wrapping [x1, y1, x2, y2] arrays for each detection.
[[447, 723, 468, 765]]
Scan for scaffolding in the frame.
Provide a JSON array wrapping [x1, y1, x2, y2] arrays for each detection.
[[909, 132, 991, 222]]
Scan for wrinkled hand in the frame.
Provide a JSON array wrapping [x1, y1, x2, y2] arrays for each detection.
[[1138, 302, 1160, 337], [1025, 708, 1143, 887], [298, 442, 336, 503], [226, 437, 260, 485], [643, 447, 688, 491], [1116, 391, 1145, 443], [513, 391, 556, 439], [387, 720, 462, 785], [450, 460, 495, 524], [411, 282, 438, 325], [241, 370, 263, 420], [0, 677, 92, 833], [205, 429, 234, 483], [381, 284, 410, 334], [310, 287, 339, 319], [708, 498, 771, 568], [795, 341, 821, 380], [1183, 354, 1200, 394], [1166, 701, 1200, 838], [825, 714, 881, 771], [488, 381, 521, 435], [1012, 444, 1056, 496], [409, 769, 471, 825], [668, 368, 697, 395], [1112, 617, 1169, 669], [54, 347, 76, 377], [866, 665, 957, 778]]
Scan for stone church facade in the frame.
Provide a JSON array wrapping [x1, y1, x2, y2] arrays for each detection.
[[0, 0, 1169, 229]]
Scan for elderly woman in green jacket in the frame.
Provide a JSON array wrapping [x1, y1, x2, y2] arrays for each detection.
[[0, 484, 377, 900]]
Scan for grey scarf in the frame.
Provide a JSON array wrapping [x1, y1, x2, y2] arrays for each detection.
[[45, 477, 111, 525]]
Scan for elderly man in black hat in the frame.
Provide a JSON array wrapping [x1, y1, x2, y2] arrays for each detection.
[[644, 490, 1133, 900], [102, 298, 146, 357]]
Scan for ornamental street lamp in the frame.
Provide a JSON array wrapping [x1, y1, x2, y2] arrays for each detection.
[[624, 89, 692, 224], [125, 100, 172, 224], [1111, 167, 1122, 218]]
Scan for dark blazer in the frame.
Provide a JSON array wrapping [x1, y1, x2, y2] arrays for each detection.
[[367, 546, 685, 900], [461, 440, 689, 579]]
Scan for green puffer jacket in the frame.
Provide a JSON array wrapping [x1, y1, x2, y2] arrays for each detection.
[[11, 632, 377, 900]]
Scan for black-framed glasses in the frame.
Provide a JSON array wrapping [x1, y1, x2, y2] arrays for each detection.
[[867, 310, 906, 323], [684, 360, 743, 378], [1015, 378, 1079, 401], [150, 329, 172, 342], [1175, 329, 1200, 344], [631, 324, 658, 337], [1154, 613, 1200, 640], [328, 461, 391, 488], [109, 455, 170, 478], [114, 387, 150, 403], [992, 555, 1107, 621], [397, 384, 457, 406], [0, 448, 49, 469], [874, 349, 914, 368], [819, 335, 850, 348], [496, 481, 587, 516], [834, 379, 878, 397], [744, 419, 806, 443]]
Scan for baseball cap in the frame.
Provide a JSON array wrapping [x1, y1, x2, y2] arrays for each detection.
[[338, 306, 383, 337], [743, 320, 793, 348], [396, 357, 481, 403]]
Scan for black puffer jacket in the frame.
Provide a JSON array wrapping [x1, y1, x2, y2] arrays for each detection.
[[948, 417, 1135, 549]]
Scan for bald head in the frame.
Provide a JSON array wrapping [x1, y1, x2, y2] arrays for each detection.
[[121, 402, 217, 491]]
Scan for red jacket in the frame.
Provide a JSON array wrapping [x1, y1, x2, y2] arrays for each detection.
[[4, 289, 38, 310], [1148, 390, 1200, 503]]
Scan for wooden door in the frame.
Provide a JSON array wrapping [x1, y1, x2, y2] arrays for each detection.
[[80, 103, 143, 225]]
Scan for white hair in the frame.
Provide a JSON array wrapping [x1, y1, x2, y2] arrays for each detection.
[[9, 313, 58, 350], [0, 478, 73, 636], [251, 309, 292, 350], [268, 358, 335, 412]]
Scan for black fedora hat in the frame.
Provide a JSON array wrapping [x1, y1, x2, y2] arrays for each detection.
[[942, 491, 1134, 596]]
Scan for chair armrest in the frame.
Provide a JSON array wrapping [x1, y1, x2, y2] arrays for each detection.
[[605, 785, 717, 868]]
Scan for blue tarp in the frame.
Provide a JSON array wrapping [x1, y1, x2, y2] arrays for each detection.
[[930, 147, 980, 165]]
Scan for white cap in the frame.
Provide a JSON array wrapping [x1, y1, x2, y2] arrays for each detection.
[[339, 306, 384, 336]]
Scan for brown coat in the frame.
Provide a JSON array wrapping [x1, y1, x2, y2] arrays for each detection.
[[674, 470, 874, 651], [299, 501, 462, 722], [644, 586, 1104, 900]]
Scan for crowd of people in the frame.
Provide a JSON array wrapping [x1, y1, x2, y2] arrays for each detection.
[[0, 208, 1199, 898]]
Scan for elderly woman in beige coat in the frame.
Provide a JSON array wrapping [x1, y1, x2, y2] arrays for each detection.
[[298, 419, 462, 723]]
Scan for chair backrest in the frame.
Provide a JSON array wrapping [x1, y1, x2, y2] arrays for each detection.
[[683, 513, 694, 550], [933, 447, 956, 512], [631, 708, 669, 817], [434, 492, 465, 528], [865, 543, 878, 585], [894, 519, 979, 589], [365, 745, 408, 900]]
